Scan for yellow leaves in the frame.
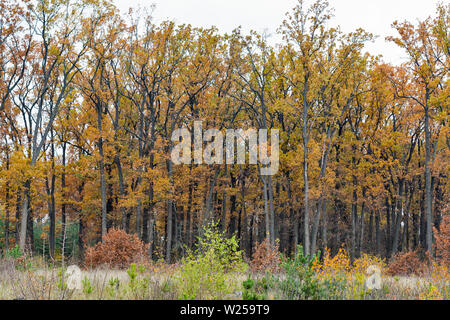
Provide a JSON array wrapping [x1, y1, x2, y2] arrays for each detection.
[[312, 247, 387, 287], [353, 253, 386, 275]]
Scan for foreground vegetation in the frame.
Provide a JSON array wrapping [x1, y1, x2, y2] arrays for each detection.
[[1, 224, 448, 300]]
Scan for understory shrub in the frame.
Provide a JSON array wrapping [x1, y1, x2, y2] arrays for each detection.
[[176, 221, 247, 299], [386, 250, 431, 277], [275, 246, 328, 300], [250, 238, 281, 273], [242, 274, 274, 300], [84, 228, 148, 269]]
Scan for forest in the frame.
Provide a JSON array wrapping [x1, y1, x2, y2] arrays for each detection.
[[0, 0, 449, 300]]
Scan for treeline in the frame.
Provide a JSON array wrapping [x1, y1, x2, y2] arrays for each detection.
[[0, 0, 448, 262]]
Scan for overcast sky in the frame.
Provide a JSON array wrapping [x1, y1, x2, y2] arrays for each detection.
[[113, 0, 443, 65]]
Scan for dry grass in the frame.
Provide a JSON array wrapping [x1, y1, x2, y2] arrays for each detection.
[[0, 256, 448, 300]]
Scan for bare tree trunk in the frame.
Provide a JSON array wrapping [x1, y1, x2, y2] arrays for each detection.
[[302, 83, 310, 256], [368, 211, 374, 253], [15, 191, 21, 246], [311, 201, 321, 254], [61, 142, 67, 254], [268, 175, 275, 245], [115, 155, 127, 231], [351, 190, 358, 259], [392, 179, 404, 256], [303, 144, 310, 256], [376, 211, 381, 255], [4, 152, 10, 251], [166, 158, 174, 263], [358, 199, 365, 257], [97, 108, 107, 240], [386, 197, 391, 256], [186, 174, 193, 248], [5, 184, 10, 252], [262, 176, 270, 242], [19, 180, 31, 251], [322, 200, 327, 251], [424, 95, 433, 255], [148, 215, 154, 260], [136, 200, 142, 237]]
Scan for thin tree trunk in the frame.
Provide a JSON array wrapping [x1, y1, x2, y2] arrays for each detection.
[[424, 95, 433, 255], [358, 199, 365, 257], [351, 189, 358, 259], [392, 179, 404, 256], [4, 153, 10, 251], [165, 158, 174, 263], [61, 142, 67, 253], [97, 108, 107, 240], [376, 211, 381, 255], [322, 200, 327, 252], [19, 180, 31, 251]]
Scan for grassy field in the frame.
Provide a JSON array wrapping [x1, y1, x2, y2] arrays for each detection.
[[1, 227, 448, 300], [0, 255, 448, 300]]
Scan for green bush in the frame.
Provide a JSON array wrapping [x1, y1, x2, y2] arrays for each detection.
[[242, 274, 274, 300], [5, 245, 22, 260], [176, 221, 247, 299], [126, 263, 150, 299], [265, 246, 350, 300], [274, 246, 323, 299]]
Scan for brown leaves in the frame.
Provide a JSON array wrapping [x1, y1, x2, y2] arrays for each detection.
[[434, 209, 450, 267], [386, 249, 432, 276], [84, 228, 149, 269], [250, 238, 282, 274]]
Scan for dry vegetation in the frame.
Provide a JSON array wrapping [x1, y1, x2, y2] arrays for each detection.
[[0, 226, 448, 300]]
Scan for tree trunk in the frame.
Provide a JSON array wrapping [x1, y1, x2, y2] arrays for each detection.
[[165, 158, 174, 263], [19, 180, 31, 251], [358, 199, 365, 257], [351, 189, 358, 259], [424, 96, 433, 255], [376, 211, 381, 255], [61, 142, 67, 254], [392, 179, 404, 256], [97, 108, 107, 240]]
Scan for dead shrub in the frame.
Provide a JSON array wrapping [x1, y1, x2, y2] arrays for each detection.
[[386, 249, 431, 276], [84, 228, 149, 269], [250, 238, 281, 273]]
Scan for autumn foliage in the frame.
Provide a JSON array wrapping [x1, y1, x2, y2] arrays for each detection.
[[386, 249, 432, 276], [0, 0, 448, 270], [250, 238, 282, 273], [434, 212, 450, 267], [84, 229, 148, 269]]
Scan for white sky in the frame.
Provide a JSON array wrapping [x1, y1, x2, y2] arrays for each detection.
[[113, 0, 444, 65]]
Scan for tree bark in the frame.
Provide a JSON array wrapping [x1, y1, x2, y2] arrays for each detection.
[[424, 93, 433, 255]]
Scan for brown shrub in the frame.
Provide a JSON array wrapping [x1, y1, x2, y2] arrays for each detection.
[[386, 249, 431, 276], [250, 238, 281, 273], [84, 228, 149, 269], [434, 211, 450, 267]]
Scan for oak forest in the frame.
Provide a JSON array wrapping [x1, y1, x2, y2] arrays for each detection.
[[0, 0, 449, 300]]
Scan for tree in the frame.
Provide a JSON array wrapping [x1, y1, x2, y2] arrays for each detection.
[[388, 6, 449, 254]]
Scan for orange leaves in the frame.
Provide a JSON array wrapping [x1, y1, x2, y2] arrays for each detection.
[[386, 249, 432, 277], [84, 228, 149, 269], [250, 238, 282, 273], [434, 211, 450, 267], [316, 247, 352, 276], [312, 247, 386, 282]]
